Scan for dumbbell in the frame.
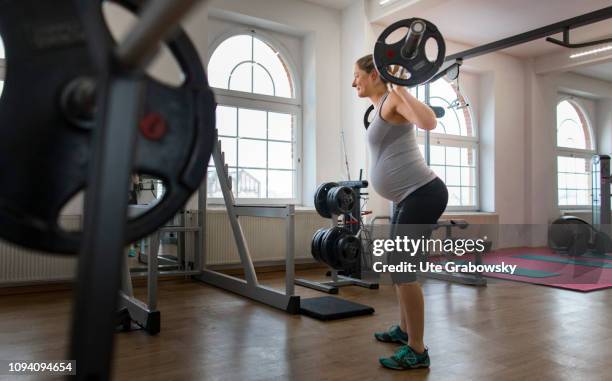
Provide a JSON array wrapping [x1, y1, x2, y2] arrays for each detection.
[[314, 182, 356, 219]]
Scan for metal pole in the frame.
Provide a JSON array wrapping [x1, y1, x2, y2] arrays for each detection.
[[116, 0, 204, 69], [148, 231, 160, 310], [70, 77, 143, 381], [197, 168, 208, 272], [285, 205, 295, 296], [446, 6, 612, 62], [424, 83, 431, 166], [213, 142, 259, 285]]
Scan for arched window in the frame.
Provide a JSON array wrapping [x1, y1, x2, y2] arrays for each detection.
[[207, 30, 300, 203], [556, 99, 594, 207], [416, 77, 478, 210], [208, 34, 294, 98]]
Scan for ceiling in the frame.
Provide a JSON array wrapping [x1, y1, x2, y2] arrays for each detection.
[[572, 61, 612, 82], [300, 0, 355, 10], [376, 0, 612, 58]]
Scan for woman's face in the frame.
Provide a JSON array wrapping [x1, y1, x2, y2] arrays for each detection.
[[352, 64, 375, 98]]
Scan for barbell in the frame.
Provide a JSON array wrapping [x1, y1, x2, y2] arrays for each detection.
[[363, 18, 448, 129], [364, 103, 446, 130]]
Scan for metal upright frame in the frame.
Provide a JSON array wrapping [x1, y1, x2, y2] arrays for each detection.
[[592, 155, 611, 236], [118, 226, 161, 335], [192, 139, 300, 313], [71, 77, 143, 381]]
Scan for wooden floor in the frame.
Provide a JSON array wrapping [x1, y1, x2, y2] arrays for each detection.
[[0, 270, 610, 381]]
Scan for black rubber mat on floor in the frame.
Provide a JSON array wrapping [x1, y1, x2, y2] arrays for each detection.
[[300, 296, 374, 321]]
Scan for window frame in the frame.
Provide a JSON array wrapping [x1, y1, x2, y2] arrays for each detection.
[[555, 96, 596, 210], [207, 28, 302, 205], [416, 80, 480, 211]]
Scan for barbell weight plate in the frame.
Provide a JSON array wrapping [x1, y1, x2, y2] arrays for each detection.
[[311, 228, 327, 262], [0, 0, 216, 254], [373, 18, 446, 87], [314, 182, 338, 219], [320, 227, 345, 270], [337, 235, 361, 268], [326, 186, 355, 216]]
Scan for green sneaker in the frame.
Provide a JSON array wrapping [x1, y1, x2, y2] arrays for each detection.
[[374, 325, 408, 344], [379, 345, 430, 370]]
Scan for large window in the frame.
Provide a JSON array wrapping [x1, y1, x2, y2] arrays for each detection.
[[207, 31, 300, 203], [556, 99, 594, 207], [416, 78, 478, 210]]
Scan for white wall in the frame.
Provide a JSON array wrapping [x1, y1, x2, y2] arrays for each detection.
[[340, 0, 369, 182], [526, 70, 612, 229]]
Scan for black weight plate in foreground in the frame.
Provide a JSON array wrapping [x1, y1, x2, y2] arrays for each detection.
[[373, 18, 446, 87], [0, 0, 216, 254], [314, 182, 338, 219]]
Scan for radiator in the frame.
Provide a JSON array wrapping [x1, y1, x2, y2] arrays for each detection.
[[0, 215, 81, 285], [205, 209, 327, 265], [0, 211, 327, 286]]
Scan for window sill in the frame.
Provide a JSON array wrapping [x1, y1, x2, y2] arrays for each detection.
[[206, 205, 317, 214]]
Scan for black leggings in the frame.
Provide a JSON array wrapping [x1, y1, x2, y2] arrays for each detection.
[[389, 177, 448, 283]]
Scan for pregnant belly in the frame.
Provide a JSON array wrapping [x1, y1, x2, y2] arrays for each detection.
[[369, 164, 404, 201], [370, 160, 433, 201]]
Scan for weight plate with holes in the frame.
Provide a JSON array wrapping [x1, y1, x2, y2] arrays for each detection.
[[314, 182, 338, 219], [326, 186, 355, 216], [373, 18, 445, 87], [320, 227, 345, 269], [336, 234, 360, 269], [311, 228, 327, 263], [0, 0, 216, 254]]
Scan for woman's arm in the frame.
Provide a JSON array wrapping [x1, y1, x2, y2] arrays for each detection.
[[390, 85, 437, 131]]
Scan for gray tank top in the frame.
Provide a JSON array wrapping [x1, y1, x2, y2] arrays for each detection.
[[366, 92, 436, 203]]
